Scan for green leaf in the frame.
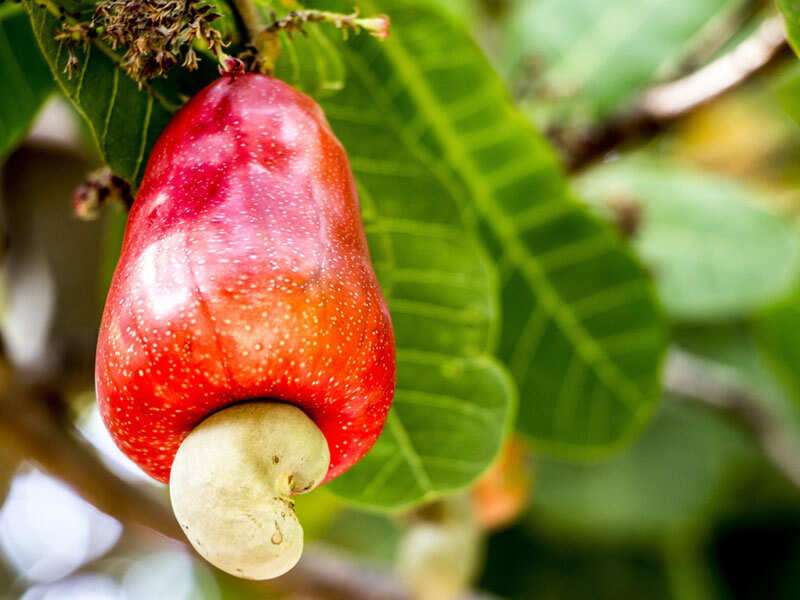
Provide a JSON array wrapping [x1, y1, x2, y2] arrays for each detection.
[[756, 288, 800, 415], [322, 508, 401, 565], [482, 527, 674, 600], [677, 323, 797, 417], [779, 0, 800, 58], [0, 4, 54, 159], [23, 0, 218, 186], [530, 399, 751, 540], [315, 0, 665, 457], [318, 19, 516, 506], [509, 0, 744, 130], [273, 25, 346, 97], [676, 323, 800, 512], [775, 62, 800, 126], [275, 24, 345, 98], [251, 1, 346, 97], [578, 158, 800, 321]]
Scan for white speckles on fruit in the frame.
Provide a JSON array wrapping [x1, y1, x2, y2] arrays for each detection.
[[170, 402, 329, 580], [96, 73, 395, 485]]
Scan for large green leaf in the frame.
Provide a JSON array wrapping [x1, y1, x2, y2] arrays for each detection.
[[319, 25, 516, 507], [317, 0, 665, 456], [578, 158, 800, 321], [509, 0, 744, 130], [0, 4, 53, 159]]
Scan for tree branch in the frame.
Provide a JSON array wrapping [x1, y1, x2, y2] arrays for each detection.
[[664, 349, 800, 489], [563, 15, 789, 172], [0, 376, 183, 539], [0, 367, 490, 599]]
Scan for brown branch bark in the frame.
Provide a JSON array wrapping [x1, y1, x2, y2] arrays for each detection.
[[665, 349, 800, 489], [563, 15, 790, 172], [0, 376, 183, 539]]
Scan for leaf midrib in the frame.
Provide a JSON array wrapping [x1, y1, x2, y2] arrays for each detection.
[[331, 42, 507, 500], [387, 411, 433, 494], [365, 0, 645, 411]]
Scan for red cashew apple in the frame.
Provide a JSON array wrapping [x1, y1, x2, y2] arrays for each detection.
[[95, 73, 396, 578]]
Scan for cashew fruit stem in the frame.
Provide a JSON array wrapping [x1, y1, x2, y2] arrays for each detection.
[[169, 402, 330, 579]]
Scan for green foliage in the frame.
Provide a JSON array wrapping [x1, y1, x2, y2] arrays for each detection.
[[24, 0, 667, 509], [579, 158, 800, 321], [508, 0, 743, 130], [24, 0, 345, 179], [241, 1, 347, 96], [328, 357, 514, 508], [775, 62, 800, 126], [318, 0, 665, 456], [316, 4, 516, 504], [678, 322, 800, 433], [8, 0, 800, 595], [272, 25, 347, 97], [481, 526, 674, 600], [23, 2, 663, 508], [531, 400, 752, 541], [757, 288, 800, 414], [32, 0, 516, 510], [0, 4, 53, 159], [204, 0, 240, 43], [779, 0, 800, 59]]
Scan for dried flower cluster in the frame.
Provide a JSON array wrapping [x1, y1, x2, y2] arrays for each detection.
[[54, 20, 97, 78], [53, 2, 391, 84], [57, 0, 226, 83]]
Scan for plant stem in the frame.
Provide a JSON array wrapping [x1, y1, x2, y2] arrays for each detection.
[[230, 0, 278, 73], [231, 0, 266, 41], [265, 9, 391, 39], [228, 3, 391, 73], [560, 15, 788, 172]]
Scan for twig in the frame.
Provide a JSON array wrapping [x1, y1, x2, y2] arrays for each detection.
[[563, 15, 789, 172], [264, 9, 390, 39], [665, 348, 800, 489], [230, 0, 265, 42]]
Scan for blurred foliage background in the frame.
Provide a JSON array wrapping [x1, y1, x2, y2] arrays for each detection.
[[5, 0, 800, 599]]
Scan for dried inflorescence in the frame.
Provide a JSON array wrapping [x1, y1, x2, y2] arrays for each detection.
[[53, 2, 391, 83], [56, 0, 226, 84], [54, 21, 97, 79]]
